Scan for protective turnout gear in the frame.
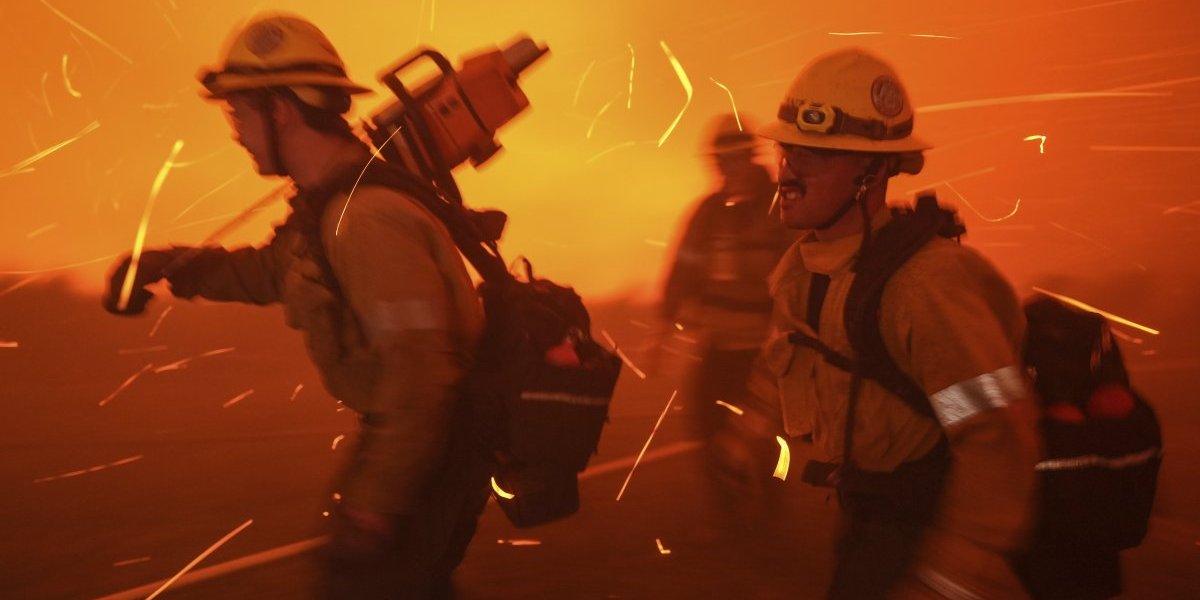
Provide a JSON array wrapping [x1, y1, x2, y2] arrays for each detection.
[[197, 13, 372, 109], [758, 47, 927, 174], [103, 248, 186, 315]]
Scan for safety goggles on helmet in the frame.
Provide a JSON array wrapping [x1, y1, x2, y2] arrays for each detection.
[[778, 100, 913, 141]]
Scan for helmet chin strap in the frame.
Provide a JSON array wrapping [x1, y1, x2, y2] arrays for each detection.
[[814, 155, 885, 235], [258, 93, 288, 178]]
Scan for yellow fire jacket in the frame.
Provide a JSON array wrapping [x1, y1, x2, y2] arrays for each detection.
[[170, 183, 483, 515], [748, 209, 1040, 598]]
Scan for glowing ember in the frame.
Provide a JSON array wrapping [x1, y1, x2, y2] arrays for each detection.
[[61, 54, 82, 98], [0, 120, 100, 178], [773, 436, 791, 480], [498, 539, 542, 546], [34, 454, 143, 483], [715, 400, 745, 416], [1023, 135, 1047, 154], [0, 341, 18, 349], [616, 390, 678, 501], [1031, 287, 1161, 336], [221, 389, 255, 408], [98, 363, 153, 406], [490, 476, 516, 500], [708, 78, 742, 131], [656, 40, 693, 147], [37, 0, 133, 64], [626, 44, 635, 109], [289, 384, 304, 401], [331, 434, 346, 450], [144, 519, 254, 600], [655, 538, 672, 555], [117, 140, 185, 312]]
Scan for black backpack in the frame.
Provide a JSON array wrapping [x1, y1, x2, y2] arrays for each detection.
[[313, 161, 622, 528], [788, 192, 1162, 554]]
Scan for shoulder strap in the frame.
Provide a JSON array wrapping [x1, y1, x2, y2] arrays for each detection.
[[842, 193, 965, 420]]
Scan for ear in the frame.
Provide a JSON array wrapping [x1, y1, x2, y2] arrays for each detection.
[[269, 95, 302, 129]]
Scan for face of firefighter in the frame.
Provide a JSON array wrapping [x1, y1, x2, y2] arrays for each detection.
[[775, 144, 879, 230], [222, 94, 294, 176], [711, 150, 761, 191]]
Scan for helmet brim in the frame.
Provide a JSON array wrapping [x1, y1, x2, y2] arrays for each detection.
[[757, 120, 931, 154], [198, 69, 373, 99]]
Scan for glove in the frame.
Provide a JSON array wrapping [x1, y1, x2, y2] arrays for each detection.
[[102, 249, 182, 316]]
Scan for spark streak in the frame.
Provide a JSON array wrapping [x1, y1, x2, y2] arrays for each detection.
[[600, 330, 647, 379], [1090, 145, 1200, 152], [0, 252, 120, 275], [1031, 287, 1160, 335], [331, 434, 345, 450], [113, 557, 151, 567], [37, 0, 134, 64], [715, 400, 745, 416], [289, 384, 304, 401], [828, 31, 884, 36], [0, 276, 40, 298], [903, 166, 997, 196], [585, 140, 648, 164], [573, 60, 596, 107], [335, 127, 404, 236], [117, 140, 185, 312], [586, 93, 622, 139], [773, 436, 791, 480], [1047, 221, 1147, 270], [148, 306, 173, 338], [497, 539, 541, 546], [61, 54, 82, 98], [40, 72, 54, 117], [34, 455, 143, 483], [709, 78, 742, 130], [99, 363, 153, 406], [0, 120, 100, 178], [222, 389, 254, 408], [0, 341, 19, 349], [26, 223, 58, 239], [655, 538, 672, 555], [491, 476, 516, 500], [917, 91, 1167, 114], [626, 44, 635, 109], [172, 173, 244, 222], [1024, 135, 1047, 154], [943, 182, 1020, 222], [1162, 199, 1200, 215], [616, 390, 678, 501], [144, 520, 254, 600], [657, 41, 693, 147], [909, 33, 961, 39]]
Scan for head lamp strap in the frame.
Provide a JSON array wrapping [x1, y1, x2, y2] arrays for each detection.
[[778, 102, 913, 141], [203, 62, 349, 88]]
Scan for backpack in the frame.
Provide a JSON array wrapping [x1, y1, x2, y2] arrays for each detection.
[[314, 161, 622, 528], [788, 192, 1162, 554]]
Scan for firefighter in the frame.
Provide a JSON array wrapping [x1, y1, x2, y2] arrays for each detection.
[[101, 14, 488, 598], [731, 48, 1040, 598], [659, 113, 794, 530]]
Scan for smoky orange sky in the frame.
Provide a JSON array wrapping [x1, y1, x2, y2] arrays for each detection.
[[2, 0, 1198, 316]]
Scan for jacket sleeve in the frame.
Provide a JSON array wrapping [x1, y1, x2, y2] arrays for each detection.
[[881, 245, 1040, 558], [328, 187, 468, 515], [167, 239, 286, 305]]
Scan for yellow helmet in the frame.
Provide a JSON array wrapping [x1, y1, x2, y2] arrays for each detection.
[[197, 13, 371, 104], [702, 113, 762, 155], [758, 47, 930, 161]]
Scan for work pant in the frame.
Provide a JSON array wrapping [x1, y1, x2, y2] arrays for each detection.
[[323, 431, 491, 599]]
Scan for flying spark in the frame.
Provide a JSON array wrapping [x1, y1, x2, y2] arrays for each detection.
[[943, 182, 1020, 222], [61, 54, 82, 98], [0, 252, 121, 276], [644, 239, 668, 248], [909, 33, 961, 39], [491, 476, 516, 500], [1161, 199, 1200, 216], [1047, 221, 1147, 271], [773, 436, 791, 480], [600, 330, 647, 379], [655, 538, 672, 555], [587, 93, 622, 139], [498, 539, 542, 546], [113, 557, 151, 567], [626, 44, 635, 109], [335, 127, 404, 236], [40, 72, 54, 117], [1031, 286, 1160, 335], [37, 0, 133, 64], [1023, 135, 1047, 154], [148, 306, 173, 337], [221, 389, 254, 408], [25, 223, 58, 239], [1090, 145, 1200, 153], [616, 390, 678, 501], [144, 519, 254, 600], [289, 384, 304, 401], [0, 120, 100, 178], [34, 455, 143, 483], [98, 363, 153, 406], [828, 31, 884, 36], [657, 41, 693, 147], [117, 345, 168, 355], [573, 60, 596, 107], [0, 341, 20, 349], [709, 78, 742, 130], [0, 276, 40, 298], [903, 166, 997, 196], [917, 91, 1167, 114], [117, 140, 185, 312], [331, 434, 345, 450], [715, 400, 745, 416], [585, 140, 649, 164]]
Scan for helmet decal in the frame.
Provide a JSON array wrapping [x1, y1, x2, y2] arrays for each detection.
[[246, 21, 285, 58], [870, 76, 905, 118]]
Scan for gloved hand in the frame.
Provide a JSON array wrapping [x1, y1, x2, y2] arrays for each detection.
[[102, 249, 181, 316], [708, 411, 779, 503]]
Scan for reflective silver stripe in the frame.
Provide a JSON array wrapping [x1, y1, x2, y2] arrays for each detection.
[[917, 568, 984, 600], [929, 366, 1025, 428], [1036, 447, 1162, 472], [519, 391, 610, 407]]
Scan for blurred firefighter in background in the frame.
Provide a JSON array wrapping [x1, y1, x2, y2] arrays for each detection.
[[724, 48, 1041, 598], [659, 113, 794, 530], [102, 14, 488, 599]]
